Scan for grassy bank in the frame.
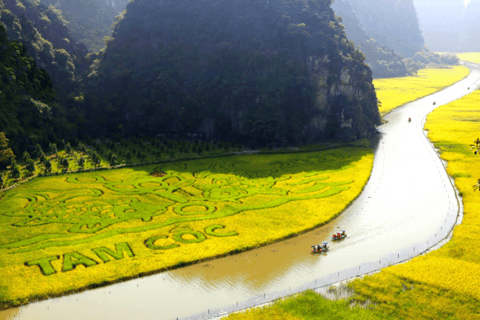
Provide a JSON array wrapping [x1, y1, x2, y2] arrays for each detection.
[[374, 66, 469, 116], [0, 147, 373, 309], [223, 89, 480, 319]]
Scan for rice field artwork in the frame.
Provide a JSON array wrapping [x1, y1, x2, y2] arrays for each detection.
[[0, 149, 373, 307]]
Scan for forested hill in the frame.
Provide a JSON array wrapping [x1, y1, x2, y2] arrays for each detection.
[[347, 0, 424, 57], [0, 0, 92, 154], [85, 0, 381, 146], [0, 23, 59, 156], [331, 0, 408, 78], [0, 0, 88, 97]]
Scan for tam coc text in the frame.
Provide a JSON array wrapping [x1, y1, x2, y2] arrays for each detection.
[[25, 224, 237, 276]]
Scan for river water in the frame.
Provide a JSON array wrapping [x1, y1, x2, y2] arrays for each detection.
[[2, 61, 480, 320]]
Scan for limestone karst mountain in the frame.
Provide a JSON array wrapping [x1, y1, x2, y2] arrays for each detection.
[[331, 0, 408, 78], [85, 0, 381, 145], [347, 0, 424, 57]]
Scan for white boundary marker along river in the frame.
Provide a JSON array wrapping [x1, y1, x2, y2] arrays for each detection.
[[3, 62, 480, 320]]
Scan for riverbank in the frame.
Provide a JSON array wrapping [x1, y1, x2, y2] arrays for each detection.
[[219, 64, 480, 320]]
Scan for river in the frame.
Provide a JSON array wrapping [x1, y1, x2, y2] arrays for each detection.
[[2, 61, 480, 320]]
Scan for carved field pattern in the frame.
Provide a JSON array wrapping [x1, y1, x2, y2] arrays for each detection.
[[0, 149, 373, 306]]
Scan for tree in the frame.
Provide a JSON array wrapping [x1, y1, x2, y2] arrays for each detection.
[[0, 133, 15, 171], [61, 157, 69, 171], [59, 139, 65, 150], [10, 157, 17, 169], [109, 153, 117, 166], [0, 172, 4, 189], [44, 159, 52, 173], [35, 144, 44, 159], [26, 159, 36, 175], [78, 157, 85, 169], [23, 151, 31, 164], [78, 143, 87, 153], [0, 133, 8, 150], [65, 143, 72, 155], [92, 152, 101, 168], [49, 143, 57, 155], [11, 165, 21, 179]]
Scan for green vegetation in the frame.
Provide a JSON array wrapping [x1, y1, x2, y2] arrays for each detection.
[[0, 0, 88, 97], [86, 0, 380, 145], [0, 147, 373, 308], [0, 23, 59, 157], [226, 290, 390, 320], [374, 66, 469, 115], [404, 50, 460, 75]]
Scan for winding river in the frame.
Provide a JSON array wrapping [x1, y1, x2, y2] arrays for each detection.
[[2, 61, 480, 320]]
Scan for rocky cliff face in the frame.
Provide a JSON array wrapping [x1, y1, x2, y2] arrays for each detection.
[[347, 0, 424, 57], [331, 0, 408, 78], [40, 0, 130, 52], [86, 0, 380, 144]]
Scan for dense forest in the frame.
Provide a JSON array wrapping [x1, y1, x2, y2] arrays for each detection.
[[0, 22, 56, 162]]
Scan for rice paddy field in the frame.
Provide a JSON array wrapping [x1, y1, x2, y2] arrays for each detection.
[[223, 89, 480, 319], [457, 52, 480, 64], [0, 148, 373, 308], [374, 66, 469, 115]]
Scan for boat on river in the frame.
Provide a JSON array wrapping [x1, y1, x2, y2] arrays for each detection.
[[332, 230, 346, 241], [311, 242, 329, 253]]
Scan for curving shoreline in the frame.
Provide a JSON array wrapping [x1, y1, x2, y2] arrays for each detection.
[[2, 62, 480, 320]]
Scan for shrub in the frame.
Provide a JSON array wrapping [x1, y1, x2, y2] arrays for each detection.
[[77, 157, 85, 169], [44, 159, 52, 172], [49, 143, 57, 155], [11, 165, 20, 178], [26, 159, 36, 174]]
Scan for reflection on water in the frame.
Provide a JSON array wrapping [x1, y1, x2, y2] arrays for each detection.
[[1, 62, 479, 320]]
